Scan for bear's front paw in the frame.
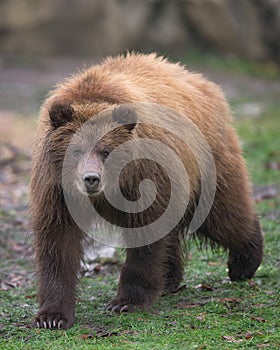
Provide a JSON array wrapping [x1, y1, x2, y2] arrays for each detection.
[[34, 312, 74, 330], [105, 299, 151, 313]]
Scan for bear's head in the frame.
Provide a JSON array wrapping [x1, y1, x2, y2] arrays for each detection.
[[48, 103, 138, 198]]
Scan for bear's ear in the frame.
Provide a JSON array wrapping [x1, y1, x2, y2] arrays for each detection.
[[49, 103, 74, 129], [112, 106, 137, 132]]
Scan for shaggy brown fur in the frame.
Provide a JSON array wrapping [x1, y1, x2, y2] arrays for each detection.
[[30, 53, 263, 329]]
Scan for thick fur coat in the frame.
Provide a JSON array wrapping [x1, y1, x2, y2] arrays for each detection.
[[30, 53, 263, 329]]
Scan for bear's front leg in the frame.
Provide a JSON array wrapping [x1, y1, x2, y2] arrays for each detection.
[[106, 241, 166, 313], [34, 226, 83, 329]]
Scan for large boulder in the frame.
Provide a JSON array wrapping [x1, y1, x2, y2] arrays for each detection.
[[0, 0, 279, 63], [180, 0, 268, 60]]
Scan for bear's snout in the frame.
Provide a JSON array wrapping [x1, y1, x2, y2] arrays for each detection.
[[83, 172, 101, 194]]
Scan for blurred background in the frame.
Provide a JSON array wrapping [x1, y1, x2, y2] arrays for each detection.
[[1, 0, 279, 60], [0, 0, 279, 283], [0, 0, 279, 148]]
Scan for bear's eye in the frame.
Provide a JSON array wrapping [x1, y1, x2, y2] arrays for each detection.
[[73, 148, 83, 158], [101, 149, 110, 160]]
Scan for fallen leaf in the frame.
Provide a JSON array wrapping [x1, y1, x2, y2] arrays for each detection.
[[177, 302, 201, 309], [80, 330, 119, 339], [208, 261, 221, 266], [253, 303, 266, 308], [219, 297, 242, 304], [164, 284, 187, 295], [80, 334, 94, 339], [236, 331, 264, 339], [265, 291, 275, 295], [196, 312, 206, 321], [248, 279, 258, 288], [222, 335, 243, 343], [96, 330, 119, 338], [1, 280, 17, 290], [200, 283, 213, 291], [25, 294, 37, 299], [251, 316, 267, 323], [244, 333, 254, 339], [122, 330, 139, 335]]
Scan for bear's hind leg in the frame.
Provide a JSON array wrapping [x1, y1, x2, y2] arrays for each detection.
[[196, 133, 264, 281], [162, 232, 184, 293], [228, 216, 263, 281], [197, 179, 263, 282]]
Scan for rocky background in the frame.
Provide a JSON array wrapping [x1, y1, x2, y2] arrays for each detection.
[[0, 0, 279, 64]]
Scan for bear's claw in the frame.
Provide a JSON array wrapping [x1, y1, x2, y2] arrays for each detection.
[[34, 314, 69, 329], [106, 300, 147, 313]]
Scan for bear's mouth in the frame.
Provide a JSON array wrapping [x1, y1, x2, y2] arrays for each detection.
[[76, 181, 102, 197], [81, 188, 102, 197], [84, 189, 102, 196]]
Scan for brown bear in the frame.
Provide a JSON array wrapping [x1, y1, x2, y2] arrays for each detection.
[[30, 53, 263, 329]]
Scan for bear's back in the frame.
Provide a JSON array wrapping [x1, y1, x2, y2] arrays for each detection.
[[39, 53, 234, 151], [96, 53, 228, 124]]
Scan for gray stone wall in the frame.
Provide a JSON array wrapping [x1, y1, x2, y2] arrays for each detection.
[[0, 0, 279, 63]]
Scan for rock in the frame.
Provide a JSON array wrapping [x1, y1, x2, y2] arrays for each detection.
[[0, 0, 279, 63], [83, 239, 116, 263], [256, 0, 280, 63], [82, 238, 116, 276], [141, 1, 190, 53], [0, 0, 152, 56], [181, 0, 268, 60]]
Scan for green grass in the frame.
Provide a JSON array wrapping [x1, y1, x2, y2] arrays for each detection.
[[2, 240, 280, 349], [1, 108, 279, 349], [236, 105, 280, 184], [179, 48, 280, 79]]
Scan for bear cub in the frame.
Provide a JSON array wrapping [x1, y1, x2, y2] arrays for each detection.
[[30, 53, 263, 329]]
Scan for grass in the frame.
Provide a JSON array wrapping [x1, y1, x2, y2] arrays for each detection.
[[178, 48, 280, 79], [236, 105, 280, 185], [1, 105, 280, 349]]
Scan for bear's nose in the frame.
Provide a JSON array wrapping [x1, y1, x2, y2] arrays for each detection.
[[83, 172, 101, 193]]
